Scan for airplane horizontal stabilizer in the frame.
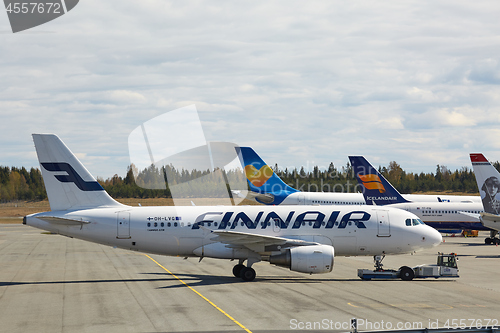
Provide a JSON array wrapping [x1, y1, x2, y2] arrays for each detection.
[[37, 216, 91, 225], [481, 212, 500, 223]]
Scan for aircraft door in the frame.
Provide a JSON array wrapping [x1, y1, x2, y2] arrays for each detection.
[[376, 210, 391, 237], [117, 212, 131, 239]]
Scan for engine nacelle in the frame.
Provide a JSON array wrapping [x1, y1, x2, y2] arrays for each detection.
[[269, 244, 334, 274]]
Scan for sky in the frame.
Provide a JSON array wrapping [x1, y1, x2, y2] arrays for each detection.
[[2, 1, 500, 179]]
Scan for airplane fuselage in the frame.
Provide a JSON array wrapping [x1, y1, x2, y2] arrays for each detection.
[[25, 205, 441, 258], [388, 202, 487, 231], [277, 192, 479, 205], [272, 193, 486, 231]]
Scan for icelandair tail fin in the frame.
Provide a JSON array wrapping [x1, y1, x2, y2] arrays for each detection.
[[349, 156, 409, 205], [470, 153, 500, 215], [33, 134, 125, 211], [236, 147, 298, 205]]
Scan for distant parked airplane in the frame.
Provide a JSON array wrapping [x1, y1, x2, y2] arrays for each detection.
[[350, 156, 493, 243]]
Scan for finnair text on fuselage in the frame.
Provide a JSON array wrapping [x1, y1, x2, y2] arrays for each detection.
[[191, 210, 369, 229]]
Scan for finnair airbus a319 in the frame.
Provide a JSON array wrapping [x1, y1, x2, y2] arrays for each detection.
[[24, 134, 442, 281]]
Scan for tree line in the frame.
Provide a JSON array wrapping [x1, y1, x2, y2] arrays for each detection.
[[2, 161, 500, 202]]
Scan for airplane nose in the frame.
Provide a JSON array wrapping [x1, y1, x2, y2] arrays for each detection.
[[423, 226, 442, 247]]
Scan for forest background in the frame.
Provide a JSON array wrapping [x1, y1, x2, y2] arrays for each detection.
[[2, 160, 499, 202]]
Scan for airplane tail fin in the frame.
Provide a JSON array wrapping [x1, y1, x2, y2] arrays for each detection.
[[470, 153, 500, 215], [33, 134, 125, 211], [235, 147, 298, 205], [349, 156, 409, 205]]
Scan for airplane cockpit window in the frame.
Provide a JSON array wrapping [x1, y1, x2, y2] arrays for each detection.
[[405, 218, 412, 226], [412, 219, 424, 226]]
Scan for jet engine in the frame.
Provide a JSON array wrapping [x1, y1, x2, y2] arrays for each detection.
[[269, 244, 334, 274]]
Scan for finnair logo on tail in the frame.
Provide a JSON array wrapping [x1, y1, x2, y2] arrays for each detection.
[[41, 162, 103, 191], [358, 174, 386, 193]]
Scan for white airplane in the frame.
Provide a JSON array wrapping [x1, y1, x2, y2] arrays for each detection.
[[24, 134, 442, 281], [470, 153, 500, 244], [349, 156, 493, 241], [235, 147, 480, 206]]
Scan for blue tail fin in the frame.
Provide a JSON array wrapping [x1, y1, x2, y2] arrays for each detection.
[[349, 156, 409, 205], [236, 147, 298, 205]]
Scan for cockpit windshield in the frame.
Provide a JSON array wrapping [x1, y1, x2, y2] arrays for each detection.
[[405, 218, 425, 226]]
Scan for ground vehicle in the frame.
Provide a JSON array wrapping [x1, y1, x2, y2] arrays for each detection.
[[358, 253, 459, 281]]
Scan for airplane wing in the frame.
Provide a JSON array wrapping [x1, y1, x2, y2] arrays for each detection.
[[210, 230, 317, 253], [231, 190, 275, 204], [458, 211, 481, 220], [479, 212, 500, 231], [481, 212, 500, 223]]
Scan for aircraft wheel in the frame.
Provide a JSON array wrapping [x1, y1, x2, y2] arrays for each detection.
[[399, 266, 414, 281], [495, 239, 500, 245], [240, 267, 256, 281], [232, 264, 245, 278], [485, 238, 492, 245]]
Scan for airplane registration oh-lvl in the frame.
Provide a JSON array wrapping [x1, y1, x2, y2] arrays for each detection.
[[24, 134, 442, 281]]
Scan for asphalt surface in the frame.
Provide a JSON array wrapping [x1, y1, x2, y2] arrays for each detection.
[[1, 224, 499, 333]]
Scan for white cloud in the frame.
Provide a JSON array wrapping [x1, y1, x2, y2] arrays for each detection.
[[107, 90, 147, 104], [435, 108, 477, 127]]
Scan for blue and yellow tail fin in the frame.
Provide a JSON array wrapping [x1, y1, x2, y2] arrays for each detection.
[[349, 156, 409, 205], [236, 147, 298, 205]]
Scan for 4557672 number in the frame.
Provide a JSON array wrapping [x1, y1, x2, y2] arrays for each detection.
[[5, 2, 62, 14], [444, 319, 498, 329]]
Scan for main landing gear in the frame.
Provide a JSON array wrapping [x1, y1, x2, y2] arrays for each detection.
[[485, 231, 500, 245], [232, 258, 258, 281]]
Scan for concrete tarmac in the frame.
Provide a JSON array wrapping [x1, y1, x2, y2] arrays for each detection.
[[1, 224, 499, 333]]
